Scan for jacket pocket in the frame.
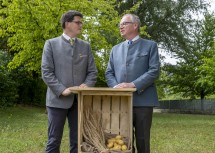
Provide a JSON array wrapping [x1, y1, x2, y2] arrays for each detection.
[[137, 52, 148, 57]]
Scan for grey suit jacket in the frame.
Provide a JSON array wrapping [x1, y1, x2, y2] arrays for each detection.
[[105, 38, 160, 107], [42, 35, 97, 109]]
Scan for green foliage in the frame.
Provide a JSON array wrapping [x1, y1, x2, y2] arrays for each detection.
[[155, 70, 167, 99], [116, 0, 207, 51], [198, 42, 215, 90], [0, 51, 18, 107], [0, 50, 46, 107], [163, 13, 215, 99], [0, 0, 121, 86], [14, 71, 47, 106]]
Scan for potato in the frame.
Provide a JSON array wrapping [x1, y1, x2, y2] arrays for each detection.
[[116, 139, 124, 145], [112, 145, 121, 150], [115, 135, 122, 140], [121, 145, 128, 151], [107, 138, 116, 143], [116, 145, 122, 150], [107, 142, 114, 149], [114, 142, 118, 147]]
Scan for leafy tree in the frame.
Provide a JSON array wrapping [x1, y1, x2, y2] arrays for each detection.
[[116, 0, 208, 53], [0, 50, 18, 107], [198, 13, 215, 96], [162, 13, 215, 100], [0, 0, 8, 51], [0, 0, 120, 86]]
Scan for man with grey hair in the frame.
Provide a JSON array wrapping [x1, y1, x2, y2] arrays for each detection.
[[105, 14, 160, 153], [42, 10, 97, 153]]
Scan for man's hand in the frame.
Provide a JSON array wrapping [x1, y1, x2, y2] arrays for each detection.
[[63, 84, 88, 96], [79, 83, 88, 88], [62, 88, 73, 96], [114, 82, 135, 88]]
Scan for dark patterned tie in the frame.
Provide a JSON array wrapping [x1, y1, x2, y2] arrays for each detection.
[[69, 38, 75, 46]]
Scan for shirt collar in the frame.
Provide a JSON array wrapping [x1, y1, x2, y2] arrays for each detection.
[[62, 33, 76, 41], [126, 35, 140, 43]]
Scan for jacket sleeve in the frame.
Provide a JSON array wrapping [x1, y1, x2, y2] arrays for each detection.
[[105, 48, 118, 87], [41, 40, 66, 97]]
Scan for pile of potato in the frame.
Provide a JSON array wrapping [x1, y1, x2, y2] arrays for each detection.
[[106, 135, 128, 151]]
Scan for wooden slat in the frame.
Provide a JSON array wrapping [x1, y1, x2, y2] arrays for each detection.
[[78, 93, 83, 153], [120, 96, 129, 137], [101, 95, 111, 133], [83, 95, 92, 109], [69, 87, 136, 92], [111, 96, 120, 134], [81, 91, 133, 96], [92, 95, 101, 111], [92, 95, 102, 124], [127, 96, 133, 150]]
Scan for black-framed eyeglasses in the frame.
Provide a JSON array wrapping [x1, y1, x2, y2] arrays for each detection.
[[118, 22, 134, 28], [72, 21, 83, 26]]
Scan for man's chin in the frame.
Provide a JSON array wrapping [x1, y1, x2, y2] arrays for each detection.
[[76, 31, 81, 35], [121, 34, 127, 39]]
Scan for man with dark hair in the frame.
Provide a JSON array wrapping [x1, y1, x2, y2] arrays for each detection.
[[42, 10, 97, 153], [105, 14, 160, 153]]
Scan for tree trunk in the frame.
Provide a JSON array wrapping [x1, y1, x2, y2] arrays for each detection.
[[200, 89, 205, 111]]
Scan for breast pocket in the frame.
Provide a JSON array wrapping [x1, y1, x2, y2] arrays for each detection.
[[135, 52, 149, 67], [79, 53, 88, 58], [137, 52, 148, 58]]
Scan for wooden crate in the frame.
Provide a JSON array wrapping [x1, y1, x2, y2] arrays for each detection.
[[70, 87, 136, 153]]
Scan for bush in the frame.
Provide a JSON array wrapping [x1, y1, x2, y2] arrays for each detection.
[[0, 51, 18, 107], [0, 51, 46, 107]]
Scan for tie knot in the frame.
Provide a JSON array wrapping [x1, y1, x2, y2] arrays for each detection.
[[128, 40, 133, 45], [69, 38, 75, 46]]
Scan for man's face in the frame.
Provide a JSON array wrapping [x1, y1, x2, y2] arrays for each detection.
[[119, 15, 137, 39], [65, 16, 83, 37]]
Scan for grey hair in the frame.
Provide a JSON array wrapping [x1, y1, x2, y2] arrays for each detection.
[[122, 14, 141, 31]]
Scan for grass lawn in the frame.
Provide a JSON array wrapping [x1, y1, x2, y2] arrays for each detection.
[[151, 113, 215, 153], [0, 106, 214, 153], [0, 105, 70, 153]]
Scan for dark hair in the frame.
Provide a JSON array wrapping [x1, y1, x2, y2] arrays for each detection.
[[60, 10, 83, 29]]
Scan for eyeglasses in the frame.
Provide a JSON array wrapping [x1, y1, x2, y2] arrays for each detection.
[[118, 22, 134, 28], [72, 21, 83, 26]]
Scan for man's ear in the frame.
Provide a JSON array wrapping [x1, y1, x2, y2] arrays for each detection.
[[65, 21, 70, 28], [133, 23, 138, 30]]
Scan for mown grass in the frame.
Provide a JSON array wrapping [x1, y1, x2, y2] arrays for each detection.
[[0, 105, 69, 153], [0, 106, 214, 153], [151, 113, 215, 153]]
